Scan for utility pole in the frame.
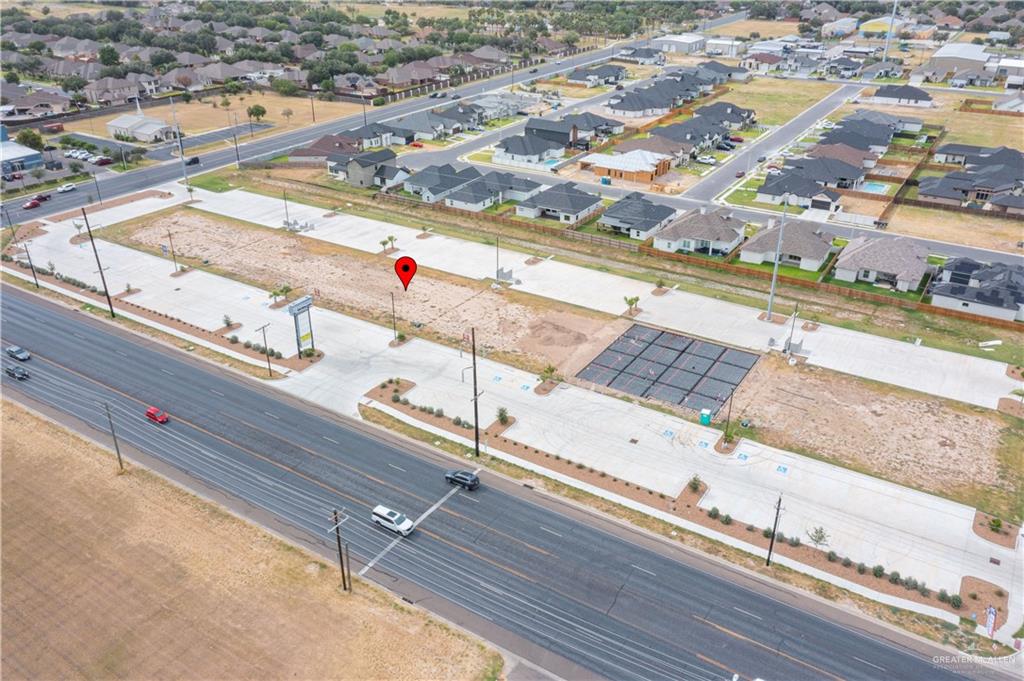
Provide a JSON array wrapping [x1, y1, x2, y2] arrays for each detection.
[[104, 402, 125, 472], [22, 240, 39, 289], [360, 94, 368, 127], [723, 387, 734, 442], [81, 209, 115, 319], [169, 97, 190, 191], [766, 494, 783, 567], [92, 172, 103, 204], [255, 323, 272, 377], [166, 229, 179, 272], [495, 235, 499, 281], [345, 543, 352, 593], [119, 146, 127, 171], [882, 0, 899, 65], [309, 95, 316, 123], [765, 193, 790, 323], [230, 113, 241, 168], [282, 190, 291, 225], [332, 509, 349, 591], [471, 327, 480, 457], [390, 291, 398, 341], [786, 301, 800, 354]]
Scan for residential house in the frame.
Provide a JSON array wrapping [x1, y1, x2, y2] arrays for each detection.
[[560, 112, 625, 138], [746, 40, 789, 57], [655, 116, 729, 152], [291, 134, 361, 164], [470, 46, 509, 63], [806, 142, 878, 169], [125, 72, 169, 97], [388, 110, 461, 140], [525, 118, 579, 146], [473, 92, 535, 120], [755, 173, 842, 212], [327, 149, 406, 189], [739, 219, 836, 271], [860, 61, 902, 80], [949, 69, 996, 88], [613, 133, 693, 166], [694, 101, 755, 129], [161, 67, 210, 91], [435, 103, 486, 131], [698, 60, 749, 80], [106, 112, 177, 142], [83, 77, 139, 105], [378, 61, 439, 88], [936, 15, 964, 30], [988, 30, 1013, 43], [493, 133, 566, 166], [650, 34, 705, 53], [931, 143, 1018, 166], [443, 172, 544, 212], [6, 90, 73, 117], [234, 60, 287, 81], [994, 93, 1024, 112], [917, 153, 1023, 206], [740, 53, 784, 73], [403, 164, 481, 203], [515, 182, 603, 224], [801, 2, 844, 23], [987, 193, 1024, 216], [617, 47, 665, 65], [333, 72, 383, 96], [912, 43, 994, 84], [996, 57, 1024, 90], [843, 108, 923, 133], [929, 258, 1024, 322], [577, 149, 673, 183], [566, 64, 627, 87], [598, 192, 676, 239], [344, 123, 396, 149], [175, 51, 214, 67], [821, 119, 893, 154], [195, 62, 247, 83], [822, 17, 859, 37], [833, 236, 929, 292], [653, 207, 744, 256], [784, 157, 865, 189], [870, 84, 933, 107], [537, 36, 569, 55], [826, 57, 863, 79]]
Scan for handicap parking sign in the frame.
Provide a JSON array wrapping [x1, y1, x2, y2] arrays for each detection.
[[737, 452, 748, 461], [776, 465, 789, 475]]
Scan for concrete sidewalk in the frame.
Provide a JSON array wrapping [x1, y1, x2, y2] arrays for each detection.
[[12, 208, 1021, 643], [190, 187, 1021, 409]]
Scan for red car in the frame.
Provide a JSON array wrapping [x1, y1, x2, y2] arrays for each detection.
[[145, 406, 169, 424], [32, 193, 51, 202], [730, 136, 744, 143], [735, 170, 745, 178], [410, 142, 424, 148], [22, 199, 40, 209], [95, 157, 113, 166]]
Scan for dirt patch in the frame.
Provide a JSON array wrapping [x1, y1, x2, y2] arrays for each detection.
[[972, 510, 1019, 549], [1007, 365, 1024, 381], [728, 354, 1015, 514], [838, 194, 888, 219], [102, 207, 616, 374], [534, 379, 559, 396], [47, 190, 174, 223], [959, 576, 1010, 632], [997, 397, 1024, 420], [3, 224, 48, 252], [0, 400, 500, 681], [885, 204, 1024, 252]]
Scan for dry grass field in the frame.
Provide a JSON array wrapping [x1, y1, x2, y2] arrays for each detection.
[[1, 400, 502, 681], [334, 2, 472, 20], [707, 19, 802, 39], [885, 204, 1024, 252], [724, 78, 840, 125], [21, 1, 110, 18], [65, 91, 363, 140]]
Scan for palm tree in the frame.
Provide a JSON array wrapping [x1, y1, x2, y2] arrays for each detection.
[[380, 238, 389, 251], [624, 295, 640, 314], [387, 235, 397, 250]]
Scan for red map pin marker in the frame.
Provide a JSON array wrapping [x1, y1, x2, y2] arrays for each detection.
[[395, 256, 417, 290]]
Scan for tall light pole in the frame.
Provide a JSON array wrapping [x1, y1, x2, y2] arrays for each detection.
[[81, 208, 115, 319], [471, 327, 480, 458], [229, 112, 241, 168], [765, 193, 790, 322], [360, 94, 368, 127], [21, 240, 39, 288], [169, 97, 190, 191], [255, 322, 272, 377], [104, 402, 125, 472], [309, 94, 316, 123], [92, 172, 103, 204], [882, 0, 900, 65]]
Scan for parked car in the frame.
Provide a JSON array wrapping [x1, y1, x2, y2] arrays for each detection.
[[57, 183, 77, 193], [696, 155, 716, 165], [371, 504, 414, 536], [9, 171, 23, 179], [437, 92, 447, 98], [94, 157, 113, 166], [766, 167, 782, 175], [32, 193, 52, 202], [21, 199, 40, 209], [615, 84, 624, 90], [451, 94, 461, 99], [185, 156, 200, 166], [735, 170, 745, 178], [715, 143, 733, 151], [820, 120, 835, 129], [729, 136, 744, 143], [145, 406, 169, 424], [5, 345, 30, 361], [529, 68, 538, 73], [756, 155, 767, 163], [445, 470, 480, 490], [410, 141, 424, 148], [4, 365, 29, 380], [428, 92, 440, 98], [86, 155, 100, 164]]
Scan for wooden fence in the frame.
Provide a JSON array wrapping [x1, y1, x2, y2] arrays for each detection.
[[959, 99, 1024, 117]]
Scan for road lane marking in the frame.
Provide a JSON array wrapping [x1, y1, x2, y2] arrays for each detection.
[[732, 606, 762, 621], [852, 656, 885, 672], [388, 463, 406, 472], [631, 564, 656, 577], [458, 493, 479, 503], [263, 410, 278, 420], [359, 536, 402, 577], [160, 368, 173, 375], [414, 486, 460, 528], [322, 435, 339, 444], [695, 654, 742, 680], [209, 388, 224, 397], [539, 526, 562, 537]]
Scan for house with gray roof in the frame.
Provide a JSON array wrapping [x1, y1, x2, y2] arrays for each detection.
[[739, 219, 836, 271], [566, 64, 627, 87], [842, 108, 922, 133], [327, 149, 405, 189], [389, 110, 461, 140], [403, 164, 482, 203], [784, 157, 865, 189], [617, 47, 665, 65], [598, 192, 677, 239], [755, 172, 841, 212], [493, 133, 566, 166], [515, 182, 602, 224], [870, 84, 933, 107], [929, 258, 1024, 322], [613, 134, 694, 165], [833, 236, 930, 292], [443, 172, 545, 212], [694, 101, 756, 129], [653, 207, 744, 256]]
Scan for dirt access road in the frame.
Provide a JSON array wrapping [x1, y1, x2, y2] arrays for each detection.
[[1, 400, 501, 680]]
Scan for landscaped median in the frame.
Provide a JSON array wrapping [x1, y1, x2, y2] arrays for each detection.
[[361, 377, 1016, 651]]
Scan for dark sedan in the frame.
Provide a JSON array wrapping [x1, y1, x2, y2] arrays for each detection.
[[445, 470, 480, 490]]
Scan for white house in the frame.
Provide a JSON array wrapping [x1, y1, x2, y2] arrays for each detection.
[[739, 219, 835, 272], [653, 207, 744, 256]]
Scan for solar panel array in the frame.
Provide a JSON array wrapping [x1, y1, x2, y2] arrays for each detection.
[[576, 324, 759, 415]]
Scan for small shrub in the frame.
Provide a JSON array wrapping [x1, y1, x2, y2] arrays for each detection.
[[688, 475, 701, 492], [426, 406, 435, 415], [857, 562, 867, 575], [274, 351, 282, 359], [787, 536, 800, 547], [708, 507, 720, 519], [969, 592, 978, 600], [396, 332, 406, 342], [827, 551, 838, 563], [463, 421, 471, 429], [380, 382, 387, 389], [229, 335, 238, 344], [302, 348, 316, 358], [391, 393, 400, 403], [243, 340, 252, 348], [903, 577, 918, 591], [435, 408, 444, 418], [576, 462, 585, 469], [995, 588, 1005, 597], [387, 377, 394, 384], [497, 406, 509, 425], [762, 528, 773, 538], [401, 397, 409, 405], [775, 531, 785, 542], [599, 471, 606, 477], [938, 589, 949, 603], [841, 557, 852, 567], [418, 404, 427, 412], [872, 565, 885, 578], [721, 514, 732, 525], [888, 571, 901, 584], [453, 416, 462, 426], [950, 594, 962, 609], [918, 583, 930, 597], [223, 314, 232, 327], [746, 524, 755, 532], [989, 517, 1003, 532]]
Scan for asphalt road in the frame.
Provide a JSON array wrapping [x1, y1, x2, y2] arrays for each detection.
[[0, 286, 987, 681], [146, 122, 275, 161]]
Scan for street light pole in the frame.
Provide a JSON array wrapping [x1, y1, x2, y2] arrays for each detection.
[[166, 229, 179, 272], [104, 402, 125, 472], [766, 494, 783, 567], [765, 193, 790, 323], [390, 291, 397, 341], [282, 190, 290, 225], [255, 322, 272, 377], [81, 208, 115, 319], [360, 94, 368, 127], [230, 113, 241, 168], [169, 97, 190, 191], [92, 172, 103, 204], [471, 327, 480, 458], [309, 95, 316, 123], [22, 240, 39, 288]]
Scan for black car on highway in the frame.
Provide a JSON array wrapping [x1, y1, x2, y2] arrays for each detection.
[[4, 365, 29, 380], [445, 470, 480, 490], [5, 345, 30, 361]]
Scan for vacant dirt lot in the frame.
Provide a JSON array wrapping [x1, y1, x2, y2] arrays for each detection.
[[1, 401, 500, 680], [730, 354, 1023, 521], [104, 207, 625, 373], [66, 91, 362, 139], [886, 204, 1023, 252], [709, 19, 801, 39], [724, 78, 840, 125]]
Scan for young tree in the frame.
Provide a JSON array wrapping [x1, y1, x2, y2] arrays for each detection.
[[280, 107, 293, 122], [246, 104, 267, 121], [61, 75, 88, 92], [497, 406, 510, 425], [271, 78, 300, 96], [386, 234, 397, 249], [69, 160, 83, 173], [807, 526, 830, 548], [220, 96, 231, 109], [4, 71, 20, 85], [623, 295, 640, 314], [15, 128, 44, 151]]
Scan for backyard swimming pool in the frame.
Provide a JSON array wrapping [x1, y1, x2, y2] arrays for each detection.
[[543, 158, 560, 166], [861, 180, 889, 194]]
